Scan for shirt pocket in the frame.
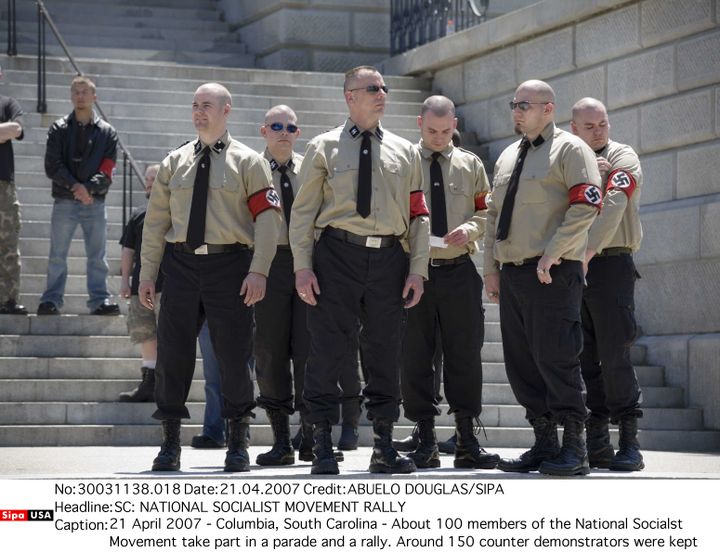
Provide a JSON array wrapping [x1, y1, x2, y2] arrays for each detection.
[[209, 169, 240, 193], [518, 177, 548, 204], [447, 178, 472, 214]]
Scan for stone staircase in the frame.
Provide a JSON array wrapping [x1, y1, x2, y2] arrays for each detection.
[[1, 27, 719, 452]]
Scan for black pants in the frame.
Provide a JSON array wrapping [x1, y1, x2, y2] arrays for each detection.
[[499, 260, 587, 423], [153, 246, 255, 421], [580, 254, 642, 422], [304, 234, 408, 424], [254, 248, 310, 416], [401, 259, 485, 421]]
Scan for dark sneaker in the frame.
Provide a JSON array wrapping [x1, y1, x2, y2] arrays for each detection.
[[37, 301, 59, 315], [0, 300, 28, 315], [190, 434, 225, 449], [91, 301, 120, 315]]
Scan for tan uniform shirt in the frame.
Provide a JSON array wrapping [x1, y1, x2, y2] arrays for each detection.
[[587, 139, 643, 253], [140, 131, 281, 281], [484, 123, 602, 275], [418, 141, 490, 260], [263, 149, 304, 247], [290, 119, 430, 278]]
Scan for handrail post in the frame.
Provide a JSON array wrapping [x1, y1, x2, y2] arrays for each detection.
[[7, 0, 17, 56], [122, 154, 128, 229], [36, 2, 47, 113]]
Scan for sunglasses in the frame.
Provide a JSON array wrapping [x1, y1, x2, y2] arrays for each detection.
[[266, 122, 299, 133], [509, 101, 553, 112], [348, 84, 389, 94]]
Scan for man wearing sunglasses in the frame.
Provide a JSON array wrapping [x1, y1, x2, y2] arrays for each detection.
[[400, 95, 498, 471], [139, 83, 281, 472], [571, 97, 644, 472], [484, 80, 602, 476], [290, 65, 430, 475]]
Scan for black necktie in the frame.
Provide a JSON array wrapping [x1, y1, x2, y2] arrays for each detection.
[[186, 146, 210, 249], [357, 131, 372, 218], [430, 152, 448, 237], [278, 165, 294, 228], [496, 138, 532, 241]]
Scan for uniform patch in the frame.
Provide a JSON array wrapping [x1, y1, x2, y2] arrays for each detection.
[[568, 183, 602, 209], [606, 169, 637, 198], [474, 191, 488, 211], [248, 187, 282, 220], [410, 189, 430, 218], [99, 158, 115, 179]]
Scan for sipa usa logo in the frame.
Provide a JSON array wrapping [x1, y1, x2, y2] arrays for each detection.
[[0, 509, 53, 521]]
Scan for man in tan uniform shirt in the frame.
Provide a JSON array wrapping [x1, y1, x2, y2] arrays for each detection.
[[139, 83, 281, 473], [289, 65, 430, 475], [401, 95, 499, 470], [484, 80, 602, 476], [571, 97, 644, 471]]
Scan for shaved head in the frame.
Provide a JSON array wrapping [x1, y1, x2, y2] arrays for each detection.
[[420, 95, 456, 117], [515, 80, 555, 103], [572, 97, 607, 119], [264, 104, 297, 124], [195, 82, 232, 107]]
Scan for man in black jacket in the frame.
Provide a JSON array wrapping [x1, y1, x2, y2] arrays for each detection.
[[38, 76, 120, 315]]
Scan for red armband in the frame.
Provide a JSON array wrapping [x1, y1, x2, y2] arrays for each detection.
[[99, 158, 116, 179], [410, 190, 429, 219], [606, 169, 637, 199], [474, 191, 488, 211], [248, 187, 281, 221], [568, 184, 602, 209]]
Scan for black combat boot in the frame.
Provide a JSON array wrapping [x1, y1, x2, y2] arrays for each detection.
[[369, 418, 416, 474], [408, 418, 440, 468], [338, 399, 361, 450], [298, 415, 314, 462], [610, 415, 644, 471], [392, 425, 419, 452], [437, 433, 457, 454], [256, 410, 294, 466], [152, 419, 181, 471], [118, 367, 155, 402], [586, 416, 614, 469], [291, 427, 302, 450], [497, 415, 560, 472], [225, 417, 251, 472], [539, 416, 590, 476], [453, 416, 499, 469], [311, 420, 340, 475]]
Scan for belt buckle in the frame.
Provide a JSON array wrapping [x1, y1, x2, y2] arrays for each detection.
[[194, 244, 208, 255], [365, 236, 382, 249], [512, 260, 524, 266], [430, 258, 442, 267]]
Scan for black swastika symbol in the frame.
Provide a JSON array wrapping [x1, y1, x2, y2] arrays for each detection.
[[612, 172, 631, 188], [267, 189, 281, 206], [584, 186, 602, 204]]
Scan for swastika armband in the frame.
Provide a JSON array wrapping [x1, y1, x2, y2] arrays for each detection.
[[568, 184, 602, 209], [410, 190, 430, 219], [606, 169, 637, 198], [99, 158, 116, 179], [474, 191, 488, 211], [248, 187, 282, 220]]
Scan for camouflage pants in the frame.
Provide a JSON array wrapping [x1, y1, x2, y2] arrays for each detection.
[[0, 180, 21, 303]]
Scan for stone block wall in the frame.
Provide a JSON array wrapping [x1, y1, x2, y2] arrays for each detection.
[[381, 0, 720, 427], [217, 0, 390, 72]]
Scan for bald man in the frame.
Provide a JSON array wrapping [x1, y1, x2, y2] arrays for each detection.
[[571, 97, 644, 471], [140, 83, 281, 473], [484, 80, 602, 476]]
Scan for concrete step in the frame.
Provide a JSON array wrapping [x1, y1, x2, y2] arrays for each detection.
[[0, 55, 431, 90], [19, 256, 121, 275], [18, 203, 126, 224], [0, 316, 129, 337], [0, 423, 717, 451], [20, 274, 122, 295], [19, 220, 124, 240], [17, 295, 127, 315], [0, 401, 703, 431], [19, 237, 121, 257], [10, 2, 225, 23]]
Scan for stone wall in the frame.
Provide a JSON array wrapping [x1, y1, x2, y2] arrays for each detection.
[[381, 0, 720, 428], [217, 0, 390, 72]]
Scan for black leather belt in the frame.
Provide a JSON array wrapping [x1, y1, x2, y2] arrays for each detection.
[[276, 244, 291, 250], [324, 226, 399, 248], [502, 256, 542, 268], [597, 247, 632, 257], [174, 242, 248, 255], [430, 254, 470, 267]]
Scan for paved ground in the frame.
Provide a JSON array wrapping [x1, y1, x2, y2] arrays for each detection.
[[1, 446, 718, 479]]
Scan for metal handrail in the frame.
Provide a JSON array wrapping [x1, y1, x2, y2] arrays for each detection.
[[390, 0, 488, 56], [36, 0, 145, 226], [6, 0, 17, 56]]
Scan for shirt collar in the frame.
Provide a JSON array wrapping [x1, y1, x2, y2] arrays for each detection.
[[70, 109, 101, 127], [345, 119, 384, 141], [195, 130, 229, 157], [264, 148, 297, 173], [419, 140, 453, 160]]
